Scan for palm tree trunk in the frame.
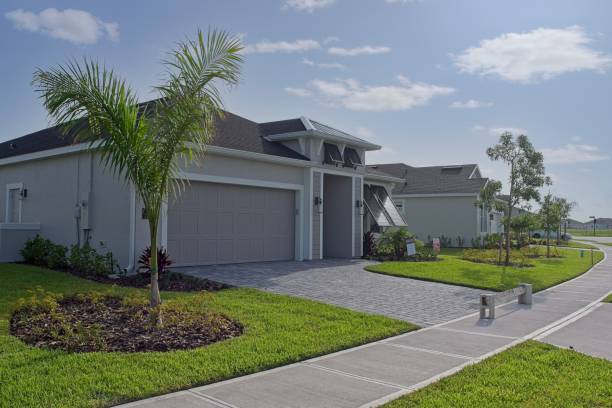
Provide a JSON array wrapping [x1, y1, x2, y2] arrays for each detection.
[[148, 219, 162, 326], [546, 228, 551, 258], [505, 200, 513, 266]]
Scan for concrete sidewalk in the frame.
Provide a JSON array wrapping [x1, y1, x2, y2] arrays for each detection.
[[538, 302, 612, 361], [118, 247, 612, 408]]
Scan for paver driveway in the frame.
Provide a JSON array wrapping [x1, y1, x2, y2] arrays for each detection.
[[177, 259, 498, 326]]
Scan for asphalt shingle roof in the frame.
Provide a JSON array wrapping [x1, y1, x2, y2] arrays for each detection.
[[0, 103, 309, 161], [368, 162, 488, 194]]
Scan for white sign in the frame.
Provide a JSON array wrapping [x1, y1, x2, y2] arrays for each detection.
[[406, 239, 416, 256]]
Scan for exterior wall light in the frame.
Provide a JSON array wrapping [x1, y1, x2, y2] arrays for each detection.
[[356, 199, 365, 216]]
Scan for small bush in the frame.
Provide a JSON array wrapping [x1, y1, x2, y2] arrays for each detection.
[[21, 235, 68, 269], [456, 236, 465, 248], [69, 244, 118, 277], [378, 228, 415, 260], [460, 248, 533, 267], [363, 231, 376, 258], [138, 246, 173, 277], [439, 235, 452, 248]]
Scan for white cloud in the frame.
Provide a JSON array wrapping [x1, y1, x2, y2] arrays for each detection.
[[282, 0, 335, 12], [455, 26, 612, 83], [302, 58, 345, 70], [541, 144, 610, 164], [571, 136, 584, 142], [328, 45, 391, 56], [309, 76, 454, 111], [488, 127, 527, 137], [5, 8, 119, 45], [449, 99, 494, 109], [243, 39, 320, 54], [284, 87, 312, 97]]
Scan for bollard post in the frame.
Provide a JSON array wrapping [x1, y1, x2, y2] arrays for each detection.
[[479, 294, 495, 319], [518, 283, 533, 305]]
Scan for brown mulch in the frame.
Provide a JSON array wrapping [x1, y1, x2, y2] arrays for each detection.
[[10, 295, 243, 353]]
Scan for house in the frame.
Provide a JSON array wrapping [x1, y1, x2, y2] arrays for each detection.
[[0, 105, 406, 267], [367, 162, 502, 246]]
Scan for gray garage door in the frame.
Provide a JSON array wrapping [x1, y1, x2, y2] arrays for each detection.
[[167, 182, 295, 266]]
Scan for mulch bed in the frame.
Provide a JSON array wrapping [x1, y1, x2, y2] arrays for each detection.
[[10, 295, 243, 353], [79, 270, 229, 292]]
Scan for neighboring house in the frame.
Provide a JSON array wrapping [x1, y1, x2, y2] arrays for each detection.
[[367, 163, 502, 246], [0, 105, 405, 266]]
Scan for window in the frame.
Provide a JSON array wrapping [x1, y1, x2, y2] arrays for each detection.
[[394, 200, 404, 214], [323, 143, 344, 166], [5, 183, 23, 223], [343, 147, 362, 168]]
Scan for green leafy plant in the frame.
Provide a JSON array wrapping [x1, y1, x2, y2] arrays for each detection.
[[378, 228, 415, 260], [456, 236, 465, 248], [69, 244, 118, 277], [21, 235, 68, 269], [363, 231, 376, 258]]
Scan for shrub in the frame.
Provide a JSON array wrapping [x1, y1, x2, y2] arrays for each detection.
[[363, 231, 376, 258], [378, 227, 415, 260], [69, 244, 118, 277], [460, 248, 533, 267], [471, 236, 483, 248], [417, 245, 437, 260], [21, 235, 68, 269], [138, 246, 173, 277], [485, 233, 503, 250], [456, 236, 465, 248], [439, 235, 452, 248]]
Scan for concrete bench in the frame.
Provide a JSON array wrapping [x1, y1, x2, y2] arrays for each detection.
[[480, 283, 532, 320]]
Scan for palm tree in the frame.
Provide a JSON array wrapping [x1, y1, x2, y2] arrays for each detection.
[[32, 29, 243, 324]]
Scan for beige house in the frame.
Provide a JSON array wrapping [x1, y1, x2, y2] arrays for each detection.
[[367, 163, 503, 246], [0, 105, 405, 266]]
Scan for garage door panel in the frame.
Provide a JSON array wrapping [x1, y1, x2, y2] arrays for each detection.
[[169, 182, 295, 266], [217, 212, 235, 235]]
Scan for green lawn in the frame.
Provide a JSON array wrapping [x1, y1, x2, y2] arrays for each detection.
[[366, 248, 604, 292], [383, 341, 612, 408], [568, 228, 612, 237], [561, 240, 600, 249], [0, 264, 414, 408]]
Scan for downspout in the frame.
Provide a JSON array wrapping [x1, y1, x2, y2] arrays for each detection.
[[124, 184, 136, 274]]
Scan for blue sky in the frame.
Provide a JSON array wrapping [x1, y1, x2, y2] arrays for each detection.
[[1, 0, 610, 220]]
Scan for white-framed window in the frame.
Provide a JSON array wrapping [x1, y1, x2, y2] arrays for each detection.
[[394, 200, 404, 214], [5, 182, 23, 223]]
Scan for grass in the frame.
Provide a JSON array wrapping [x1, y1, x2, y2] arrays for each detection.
[[605, 294, 612, 303], [366, 248, 604, 292], [568, 228, 612, 237], [383, 341, 612, 408], [558, 240, 600, 250], [0, 264, 415, 408]]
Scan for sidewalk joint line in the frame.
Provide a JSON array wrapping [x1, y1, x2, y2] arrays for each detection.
[[383, 342, 473, 360], [187, 391, 238, 408], [302, 362, 409, 391], [433, 327, 519, 340]]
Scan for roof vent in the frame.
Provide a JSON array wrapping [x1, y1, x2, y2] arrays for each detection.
[[9, 143, 16, 150]]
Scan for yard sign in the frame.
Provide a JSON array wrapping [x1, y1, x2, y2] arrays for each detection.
[[432, 238, 441, 253]]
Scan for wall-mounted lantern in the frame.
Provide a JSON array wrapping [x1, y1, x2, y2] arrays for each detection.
[[356, 199, 365, 216], [314, 196, 323, 214]]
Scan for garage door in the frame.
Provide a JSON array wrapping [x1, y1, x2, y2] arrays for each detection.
[[167, 182, 295, 266]]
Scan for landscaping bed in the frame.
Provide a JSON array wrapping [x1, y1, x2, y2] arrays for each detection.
[[10, 292, 242, 352], [383, 341, 612, 407], [104, 271, 228, 292], [0, 264, 414, 408], [366, 247, 604, 292]]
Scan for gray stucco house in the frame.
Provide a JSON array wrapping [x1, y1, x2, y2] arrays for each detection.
[[0, 107, 405, 267], [368, 163, 503, 246]]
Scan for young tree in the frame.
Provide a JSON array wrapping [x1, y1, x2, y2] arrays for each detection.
[[539, 194, 561, 257], [511, 212, 540, 247], [554, 198, 576, 244], [33, 29, 243, 324], [487, 132, 550, 265]]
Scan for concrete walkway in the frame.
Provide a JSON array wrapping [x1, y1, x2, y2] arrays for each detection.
[[120, 246, 612, 408]]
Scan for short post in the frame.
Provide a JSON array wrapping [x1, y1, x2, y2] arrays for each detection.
[[517, 283, 533, 305], [591, 249, 594, 266], [479, 294, 495, 319]]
